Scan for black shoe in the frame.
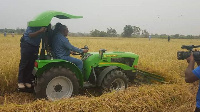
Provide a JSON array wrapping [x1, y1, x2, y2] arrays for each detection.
[[18, 88, 27, 92], [25, 87, 34, 93], [18, 87, 34, 93]]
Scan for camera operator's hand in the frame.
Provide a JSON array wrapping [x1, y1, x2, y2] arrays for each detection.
[[187, 53, 200, 66], [186, 53, 195, 63], [196, 61, 200, 66], [192, 49, 200, 66], [185, 52, 199, 83]]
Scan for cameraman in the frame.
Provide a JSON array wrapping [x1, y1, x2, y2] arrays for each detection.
[[185, 53, 200, 112]]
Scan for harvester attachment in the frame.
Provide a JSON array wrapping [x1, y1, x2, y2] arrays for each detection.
[[136, 69, 165, 84]]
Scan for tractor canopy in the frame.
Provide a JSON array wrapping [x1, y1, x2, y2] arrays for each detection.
[[28, 10, 83, 27]]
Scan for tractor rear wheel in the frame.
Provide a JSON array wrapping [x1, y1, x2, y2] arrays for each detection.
[[34, 67, 79, 100], [101, 70, 128, 92]]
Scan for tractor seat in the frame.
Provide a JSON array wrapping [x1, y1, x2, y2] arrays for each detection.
[[44, 24, 55, 60]]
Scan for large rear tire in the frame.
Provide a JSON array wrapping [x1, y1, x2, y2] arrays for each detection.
[[101, 70, 128, 92], [34, 67, 79, 100]]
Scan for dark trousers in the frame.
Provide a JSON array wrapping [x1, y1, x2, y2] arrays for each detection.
[[18, 41, 39, 84]]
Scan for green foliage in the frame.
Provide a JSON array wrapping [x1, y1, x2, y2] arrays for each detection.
[[1, 25, 200, 39], [69, 32, 90, 37], [90, 29, 102, 37], [99, 31, 107, 37], [132, 26, 141, 36], [90, 28, 117, 37], [122, 25, 141, 37], [107, 27, 117, 37], [141, 30, 149, 38], [122, 25, 133, 37], [174, 34, 180, 38], [160, 34, 168, 38]]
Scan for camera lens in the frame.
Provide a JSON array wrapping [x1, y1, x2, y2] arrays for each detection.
[[177, 51, 191, 60]]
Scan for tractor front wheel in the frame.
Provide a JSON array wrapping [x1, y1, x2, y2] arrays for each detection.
[[101, 70, 128, 92], [34, 67, 79, 100]]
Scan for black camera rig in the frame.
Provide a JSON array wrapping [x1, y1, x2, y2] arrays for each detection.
[[177, 45, 200, 61]]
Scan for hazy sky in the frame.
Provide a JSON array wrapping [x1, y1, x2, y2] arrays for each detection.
[[0, 0, 200, 35]]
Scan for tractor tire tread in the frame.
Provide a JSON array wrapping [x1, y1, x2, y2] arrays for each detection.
[[101, 70, 128, 92], [34, 67, 79, 99]]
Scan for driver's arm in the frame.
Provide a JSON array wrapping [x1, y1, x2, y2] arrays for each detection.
[[62, 37, 83, 53], [185, 54, 199, 83]]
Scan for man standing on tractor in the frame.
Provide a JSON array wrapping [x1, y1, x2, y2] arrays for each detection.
[[52, 23, 88, 72], [18, 26, 46, 92]]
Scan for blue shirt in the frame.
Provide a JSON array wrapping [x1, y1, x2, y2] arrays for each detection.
[[23, 27, 44, 46], [52, 33, 83, 60], [192, 66, 200, 108]]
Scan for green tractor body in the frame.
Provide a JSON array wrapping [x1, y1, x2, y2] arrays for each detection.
[[33, 51, 139, 87], [82, 51, 139, 85], [29, 11, 164, 100]]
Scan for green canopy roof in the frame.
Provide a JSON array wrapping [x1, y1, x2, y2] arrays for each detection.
[[28, 10, 83, 27]]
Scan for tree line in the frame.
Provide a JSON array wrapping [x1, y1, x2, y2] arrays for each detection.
[[1, 25, 200, 39], [0, 28, 25, 35]]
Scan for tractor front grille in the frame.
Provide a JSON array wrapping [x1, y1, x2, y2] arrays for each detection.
[[111, 58, 135, 67]]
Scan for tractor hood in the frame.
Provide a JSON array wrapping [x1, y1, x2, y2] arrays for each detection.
[[28, 10, 83, 27]]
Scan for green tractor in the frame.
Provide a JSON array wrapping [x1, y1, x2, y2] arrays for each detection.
[[30, 11, 164, 100]]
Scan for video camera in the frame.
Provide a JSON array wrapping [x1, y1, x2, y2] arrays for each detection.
[[177, 45, 200, 61]]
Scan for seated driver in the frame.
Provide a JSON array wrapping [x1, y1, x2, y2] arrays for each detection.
[[52, 23, 88, 72]]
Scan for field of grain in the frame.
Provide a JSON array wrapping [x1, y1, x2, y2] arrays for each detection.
[[0, 34, 199, 111]]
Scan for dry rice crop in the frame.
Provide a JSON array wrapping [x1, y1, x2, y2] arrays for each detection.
[[0, 34, 199, 111]]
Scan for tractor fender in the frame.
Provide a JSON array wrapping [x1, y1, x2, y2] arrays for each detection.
[[35, 61, 84, 87], [97, 66, 118, 86]]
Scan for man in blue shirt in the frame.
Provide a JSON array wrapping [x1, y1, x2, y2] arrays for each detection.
[[4, 32, 6, 37], [185, 53, 200, 112], [18, 26, 46, 92], [149, 35, 151, 41], [52, 23, 88, 72]]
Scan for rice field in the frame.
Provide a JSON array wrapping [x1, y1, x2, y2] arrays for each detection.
[[0, 34, 199, 111]]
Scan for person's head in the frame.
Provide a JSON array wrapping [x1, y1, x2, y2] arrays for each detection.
[[54, 23, 69, 36], [55, 23, 62, 29], [53, 23, 62, 34], [59, 25, 69, 36]]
